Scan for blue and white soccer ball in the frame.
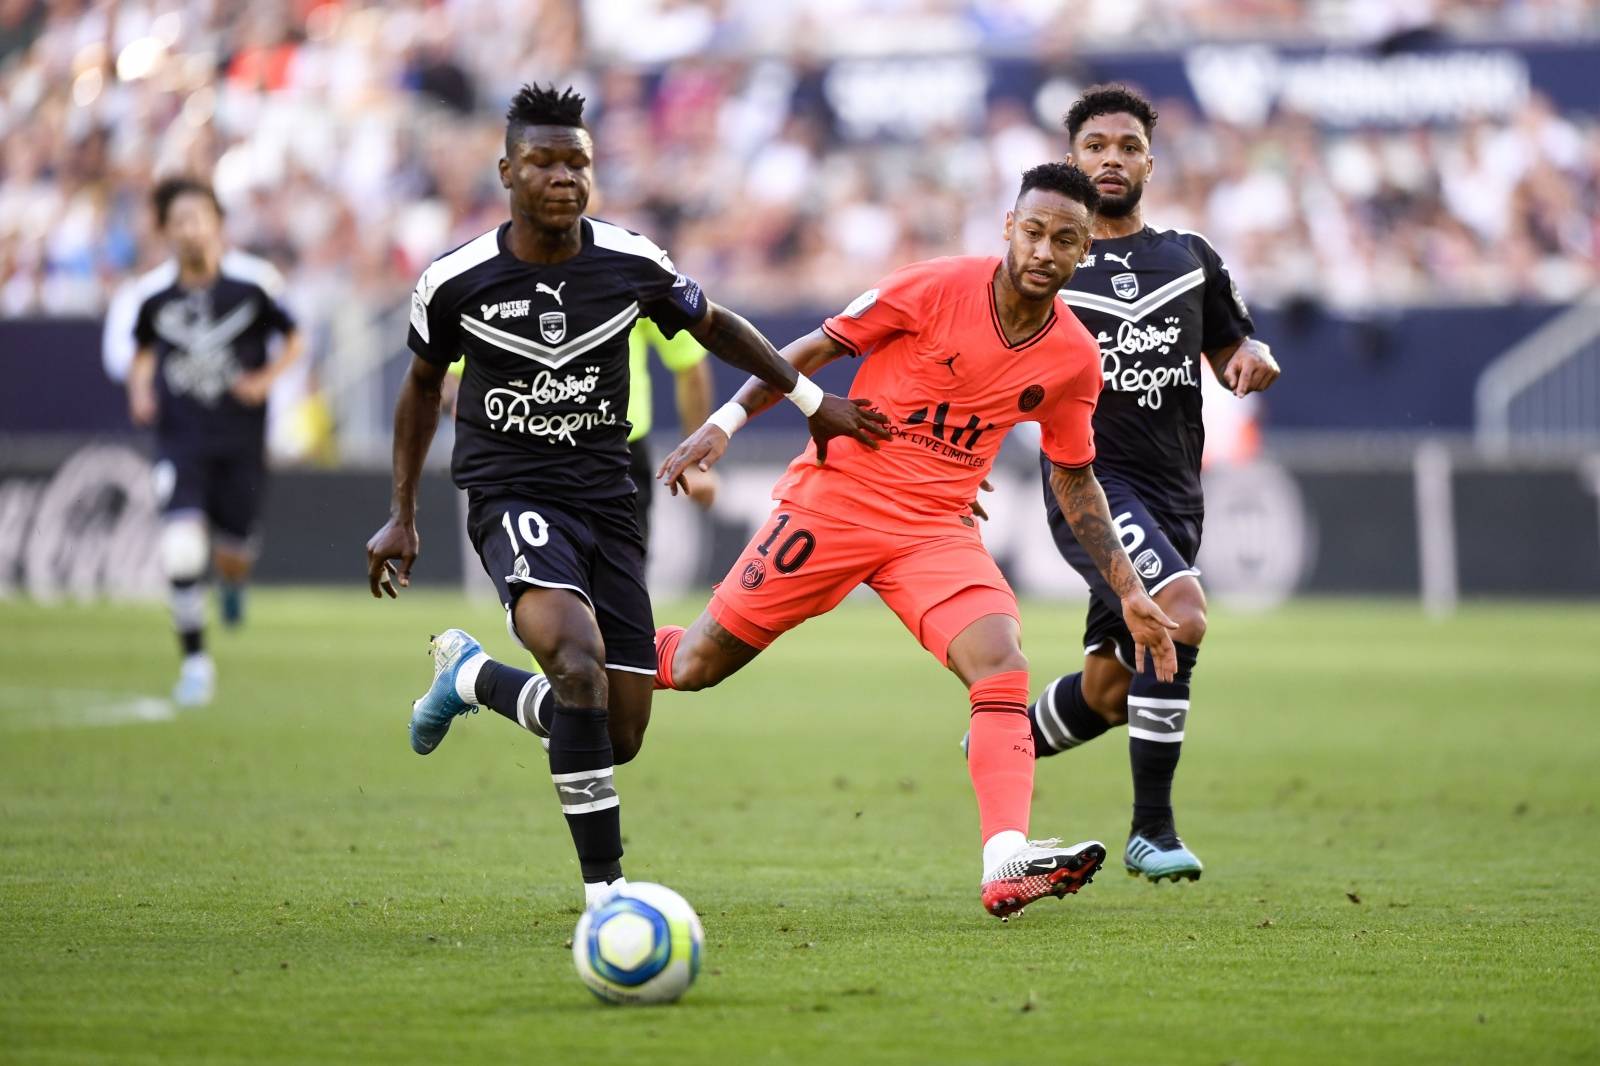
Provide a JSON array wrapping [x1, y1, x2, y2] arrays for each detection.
[[572, 882, 704, 1005]]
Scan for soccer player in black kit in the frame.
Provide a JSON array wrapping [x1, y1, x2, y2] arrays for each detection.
[[364, 85, 888, 908], [127, 177, 304, 707], [1027, 86, 1281, 881]]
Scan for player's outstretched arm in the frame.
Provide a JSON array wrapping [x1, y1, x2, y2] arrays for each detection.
[[365, 355, 448, 598], [1048, 462, 1180, 681], [660, 319, 889, 494], [1207, 337, 1281, 398]]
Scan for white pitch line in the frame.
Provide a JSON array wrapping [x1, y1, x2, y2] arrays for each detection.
[[0, 686, 178, 731]]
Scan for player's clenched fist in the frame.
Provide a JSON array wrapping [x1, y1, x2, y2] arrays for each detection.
[[365, 517, 419, 598], [808, 395, 891, 464]]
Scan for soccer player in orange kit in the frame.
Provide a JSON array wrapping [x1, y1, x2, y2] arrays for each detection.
[[652, 162, 1180, 920]]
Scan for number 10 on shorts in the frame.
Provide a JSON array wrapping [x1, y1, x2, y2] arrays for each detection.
[[502, 509, 550, 551]]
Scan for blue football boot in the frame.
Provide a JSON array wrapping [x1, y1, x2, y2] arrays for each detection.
[[408, 629, 481, 755], [1125, 823, 1203, 883]]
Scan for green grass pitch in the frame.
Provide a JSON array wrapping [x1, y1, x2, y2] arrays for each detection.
[[2, 591, 1597, 1064]]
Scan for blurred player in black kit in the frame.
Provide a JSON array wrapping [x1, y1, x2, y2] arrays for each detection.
[[127, 177, 304, 706]]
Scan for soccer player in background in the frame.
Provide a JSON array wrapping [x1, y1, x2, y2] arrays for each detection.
[[363, 85, 885, 907], [1023, 85, 1281, 882], [650, 162, 1180, 920], [126, 177, 304, 706]]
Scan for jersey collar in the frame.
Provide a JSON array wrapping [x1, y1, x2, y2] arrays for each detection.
[[987, 270, 1057, 352]]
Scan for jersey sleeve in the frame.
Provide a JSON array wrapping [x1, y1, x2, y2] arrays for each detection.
[[407, 270, 460, 367], [615, 240, 709, 340], [255, 284, 298, 336], [1192, 237, 1255, 352], [132, 295, 158, 349], [1037, 346, 1100, 470], [820, 260, 939, 357]]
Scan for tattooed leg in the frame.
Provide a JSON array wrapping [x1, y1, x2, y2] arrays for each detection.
[[654, 612, 764, 692]]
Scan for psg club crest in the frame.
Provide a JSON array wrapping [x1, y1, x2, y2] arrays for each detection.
[[740, 559, 766, 590], [539, 310, 567, 344], [1111, 273, 1140, 300]]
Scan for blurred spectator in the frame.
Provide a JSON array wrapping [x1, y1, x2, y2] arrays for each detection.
[[3, 0, 1600, 455]]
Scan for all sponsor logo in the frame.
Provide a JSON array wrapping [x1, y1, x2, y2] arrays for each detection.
[[481, 300, 531, 321], [539, 311, 566, 344], [1112, 272, 1140, 300], [1134, 547, 1163, 579], [410, 290, 430, 341], [741, 559, 766, 589], [843, 288, 879, 318], [1096, 317, 1198, 409], [483, 366, 617, 444], [1135, 707, 1182, 727]]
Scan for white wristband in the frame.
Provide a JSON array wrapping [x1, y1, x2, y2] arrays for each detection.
[[705, 400, 748, 438], [785, 374, 825, 417]]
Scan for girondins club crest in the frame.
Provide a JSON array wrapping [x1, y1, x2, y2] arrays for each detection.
[[539, 310, 566, 344], [1111, 272, 1139, 300]]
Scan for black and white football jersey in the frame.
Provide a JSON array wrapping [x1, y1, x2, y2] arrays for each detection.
[[132, 251, 296, 455], [1057, 226, 1254, 515], [408, 218, 708, 501]]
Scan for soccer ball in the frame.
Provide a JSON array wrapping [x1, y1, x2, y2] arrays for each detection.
[[572, 882, 704, 1005]]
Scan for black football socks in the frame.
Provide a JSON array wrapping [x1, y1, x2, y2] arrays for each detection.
[[170, 578, 205, 657], [1030, 673, 1112, 756], [547, 703, 623, 884], [473, 660, 551, 737], [1127, 641, 1199, 830]]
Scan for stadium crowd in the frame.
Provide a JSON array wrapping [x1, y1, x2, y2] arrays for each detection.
[[2, 0, 1598, 331]]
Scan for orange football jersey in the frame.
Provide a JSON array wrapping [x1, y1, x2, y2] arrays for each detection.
[[771, 255, 1101, 533]]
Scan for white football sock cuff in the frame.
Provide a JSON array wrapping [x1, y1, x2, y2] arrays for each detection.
[[454, 652, 488, 705], [982, 829, 1028, 878]]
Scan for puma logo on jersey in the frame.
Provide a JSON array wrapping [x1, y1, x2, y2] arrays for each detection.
[[1105, 252, 1134, 269], [481, 300, 531, 320], [536, 281, 567, 306], [1135, 707, 1182, 728]]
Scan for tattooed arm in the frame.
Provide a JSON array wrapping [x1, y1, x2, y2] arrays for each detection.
[[1049, 462, 1179, 681], [661, 317, 890, 492]]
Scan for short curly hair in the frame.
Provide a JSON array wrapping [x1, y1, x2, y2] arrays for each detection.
[[1064, 84, 1159, 145], [1017, 161, 1101, 214], [505, 83, 587, 151]]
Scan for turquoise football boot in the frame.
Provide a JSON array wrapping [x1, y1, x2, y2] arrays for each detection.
[[409, 629, 482, 755], [1124, 824, 1203, 883]]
